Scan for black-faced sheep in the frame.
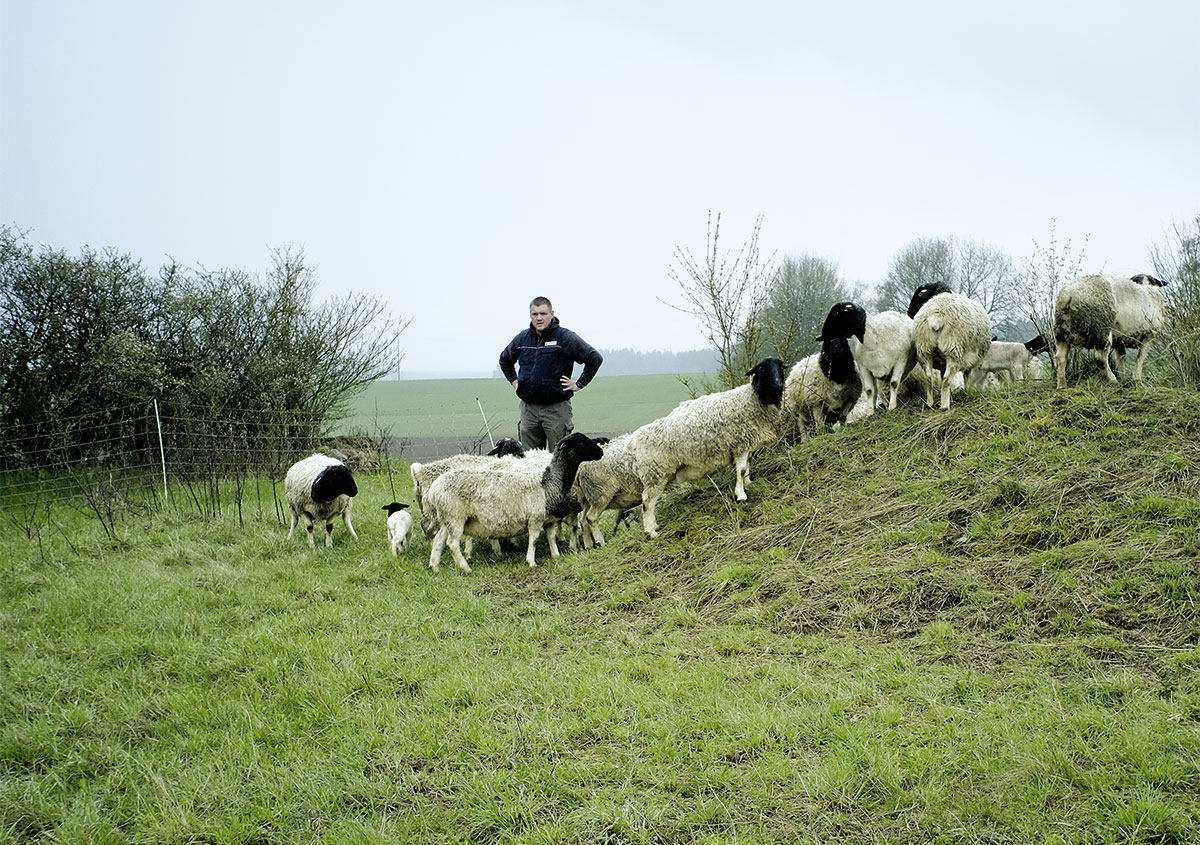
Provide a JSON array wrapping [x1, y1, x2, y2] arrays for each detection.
[[782, 302, 867, 439], [1053, 273, 1168, 388], [908, 283, 992, 410], [627, 357, 787, 539], [285, 453, 359, 548], [382, 502, 413, 555], [425, 432, 605, 572]]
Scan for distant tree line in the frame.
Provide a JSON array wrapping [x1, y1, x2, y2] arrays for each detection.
[[594, 347, 719, 376], [0, 226, 406, 473]]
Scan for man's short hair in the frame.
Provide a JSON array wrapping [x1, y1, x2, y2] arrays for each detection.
[[529, 296, 553, 310]]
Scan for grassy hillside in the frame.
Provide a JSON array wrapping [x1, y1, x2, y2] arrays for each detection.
[[2, 382, 1199, 842]]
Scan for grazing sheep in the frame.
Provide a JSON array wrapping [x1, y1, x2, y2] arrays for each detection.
[[850, 309, 916, 413], [908, 283, 992, 410], [783, 302, 867, 439], [965, 336, 1047, 388], [411, 445, 541, 541], [628, 357, 787, 539], [426, 432, 604, 572], [1053, 273, 1168, 388], [382, 502, 413, 555], [285, 453, 359, 548], [572, 433, 645, 548]]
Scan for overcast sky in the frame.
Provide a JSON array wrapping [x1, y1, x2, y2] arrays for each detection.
[[3, 1, 1198, 375]]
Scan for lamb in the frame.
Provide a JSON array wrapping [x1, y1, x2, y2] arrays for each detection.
[[627, 357, 787, 539], [1053, 273, 1168, 388], [285, 453, 359, 548], [572, 433, 645, 548], [381, 502, 413, 555], [965, 336, 1047, 388], [908, 282, 992, 410], [425, 432, 604, 572], [850, 309, 916, 413], [783, 302, 867, 439]]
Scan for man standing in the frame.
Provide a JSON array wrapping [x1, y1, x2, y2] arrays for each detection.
[[499, 296, 603, 451]]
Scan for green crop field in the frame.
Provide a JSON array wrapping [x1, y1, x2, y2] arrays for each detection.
[[3, 381, 1199, 842], [339, 374, 707, 456]]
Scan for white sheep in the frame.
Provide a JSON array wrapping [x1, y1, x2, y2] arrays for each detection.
[[965, 336, 1047, 388], [783, 302, 867, 439], [908, 282, 992, 410], [572, 433, 645, 548], [627, 357, 787, 539], [410, 439, 537, 541], [425, 432, 604, 572], [285, 453, 359, 548], [1053, 273, 1168, 388], [381, 501, 413, 555], [850, 309, 916, 413]]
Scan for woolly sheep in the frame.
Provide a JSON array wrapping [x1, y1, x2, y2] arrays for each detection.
[[285, 453, 359, 548], [382, 502, 413, 555], [410, 441, 537, 541], [628, 357, 786, 539], [908, 283, 992, 410], [965, 336, 1047, 388], [572, 433, 645, 548], [425, 432, 605, 572], [782, 302, 867, 439], [1053, 273, 1168, 388], [850, 309, 916, 413]]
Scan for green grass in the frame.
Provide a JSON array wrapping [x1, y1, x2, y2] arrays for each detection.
[[3, 381, 1200, 842], [340, 374, 705, 440]]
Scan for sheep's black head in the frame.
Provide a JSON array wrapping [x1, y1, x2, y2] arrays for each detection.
[[1131, 273, 1168, 287], [556, 432, 605, 464], [818, 336, 859, 384], [745, 357, 786, 407], [816, 302, 867, 344], [1024, 334, 1050, 354], [487, 437, 525, 458], [312, 462, 357, 502], [907, 282, 953, 318], [381, 502, 409, 516]]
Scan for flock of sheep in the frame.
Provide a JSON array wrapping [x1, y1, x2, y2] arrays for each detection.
[[283, 273, 1168, 570]]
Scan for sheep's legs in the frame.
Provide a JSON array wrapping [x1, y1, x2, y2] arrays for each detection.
[[428, 526, 446, 571], [939, 364, 960, 410], [1132, 340, 1153, 380], [444, 526, 473, 573], [733, 452, 751, 501], [342, 506, 358, 541], [1054, 340, 1070, 388], [524, 519, 543, 567], [641, 481, 668, 538]]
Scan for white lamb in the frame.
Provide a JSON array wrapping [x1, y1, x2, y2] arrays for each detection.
[[965, 336, 1047, 389], [425, 432, 604, 572], [285, 453, 359, 548], [381, 501, 413, 555], [1053, 273, 1168, 388], [627, 357, 787, 539], [908, 282, 992, 410], [851, 309, 916, 413], [783, 302, 867, 439]]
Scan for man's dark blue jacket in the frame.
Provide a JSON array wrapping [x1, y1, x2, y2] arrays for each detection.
[[499, 317, 603, 405]]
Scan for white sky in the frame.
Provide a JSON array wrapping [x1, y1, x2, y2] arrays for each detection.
[[3, 1, 1198, 374]]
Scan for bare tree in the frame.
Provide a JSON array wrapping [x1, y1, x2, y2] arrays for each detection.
[[759, 254, 858, 364], [662, 212, 775, 390], [873, 237, 954, 313], [1151, 212, 1200, 386], [1018, 219, 1090, 346]]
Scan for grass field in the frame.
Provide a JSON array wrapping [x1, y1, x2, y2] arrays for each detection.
[[339, 374, 706, 446], [3, 380, 1199, 843]]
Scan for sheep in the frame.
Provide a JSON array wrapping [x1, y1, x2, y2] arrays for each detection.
[[783, 302, 867, 439], [850, 309, 916, 413], [410, 440, 536, 541], [382, 502, 413, 555], [964, 336, 1047, 388], [908, 282, 992, 410], [627, 357, 787, 539], [285, 453, 359, 548], [1053, 273, 1168, 388], [425, 432, 605, 572], [572, 433, 645, 548]]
